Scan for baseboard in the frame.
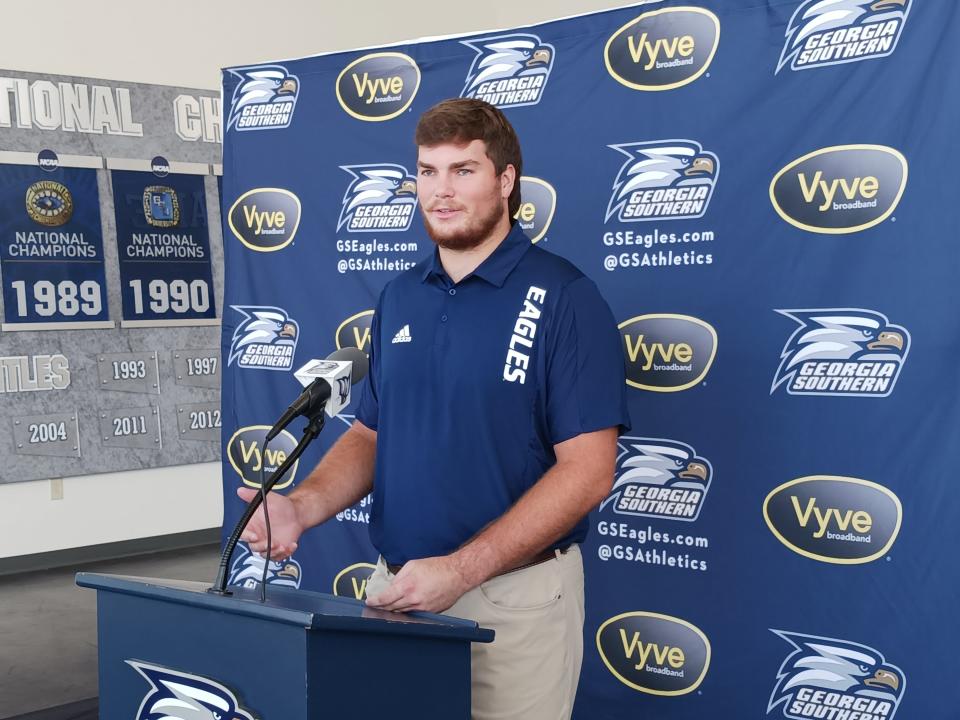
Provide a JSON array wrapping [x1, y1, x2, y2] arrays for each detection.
[[0, 528, 221, 577]]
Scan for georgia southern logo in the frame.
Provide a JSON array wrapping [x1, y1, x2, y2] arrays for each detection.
[[776, 0, 911, 75], [601, 438, 711, 522], [337, 164, 417, 233], [771, 309, 909, 397], [606, 141, 718, 223], [768, 630, 904, 720], [228, 306, 299, 371], [460, 34, 554, 108], [229, 541, 302, 589], [226, 64, 299, 131], [128, 660, 258, 720]]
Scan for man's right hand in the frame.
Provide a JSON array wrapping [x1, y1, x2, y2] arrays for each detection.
[[237, 487, 304, 560]]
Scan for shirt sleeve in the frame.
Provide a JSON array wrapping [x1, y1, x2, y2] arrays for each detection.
[[544, 276, 631, 445], [354, 293, 383, 431]]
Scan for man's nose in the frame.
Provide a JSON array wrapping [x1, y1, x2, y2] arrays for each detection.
[[434, 172, 454, 197]]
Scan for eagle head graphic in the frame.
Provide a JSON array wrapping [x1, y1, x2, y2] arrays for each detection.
[[228, 306, 299, 367], [606, 141, 718, 222], [337, 164, 417, 231], [227, 65, 299, 130], [777, 0, 910, 73], [129, 660, 257, 720], [461, 34, 555, 97]]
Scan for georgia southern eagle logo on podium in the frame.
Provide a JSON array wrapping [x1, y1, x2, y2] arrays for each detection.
[[460, 33, 555, 108], [768, 630, 904, 720], [601, 437, 712, 522], [128, 660, 258, 720], [337, 164, 417, 233], [776, 0, 911, 74], [605, 140, 719, 223], [771, 309, 909, 397]]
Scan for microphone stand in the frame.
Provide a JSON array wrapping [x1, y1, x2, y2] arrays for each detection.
[[208, 408, 327, 596]]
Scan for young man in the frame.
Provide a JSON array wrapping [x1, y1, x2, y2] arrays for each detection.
[[238, 98, 629, 719]]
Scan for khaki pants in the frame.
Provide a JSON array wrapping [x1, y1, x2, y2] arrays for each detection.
[[366, 545, 585, 720]]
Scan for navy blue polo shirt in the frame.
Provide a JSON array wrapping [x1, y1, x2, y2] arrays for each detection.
[[356, 222, 630, 565]]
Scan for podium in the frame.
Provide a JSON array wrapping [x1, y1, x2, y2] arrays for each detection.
[[76, 573, 494, 719]]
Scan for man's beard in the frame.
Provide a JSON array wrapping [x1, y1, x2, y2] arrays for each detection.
[[421, 197, 505, 251]]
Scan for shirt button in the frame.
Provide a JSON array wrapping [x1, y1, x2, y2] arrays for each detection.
[[441, 314, 448, 322], [448, 288, 456, 296]]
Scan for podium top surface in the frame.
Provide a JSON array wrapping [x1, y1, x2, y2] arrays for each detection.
[[76, 573, 494, 643]]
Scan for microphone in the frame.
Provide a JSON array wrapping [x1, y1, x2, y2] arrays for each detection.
[[265, 347, 369, 442]]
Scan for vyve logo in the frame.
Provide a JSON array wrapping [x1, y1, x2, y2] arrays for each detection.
[[227, 426, 299, 489], [228, 189, 302, 252], [336, 52, 421, 122], [619, 314, 717, 392], [764, 476, 902, 564], [597, 612, 710, 695], [770, 145, 907, 234], [605, 6, 720, 91], [333, 563, 376, 600]]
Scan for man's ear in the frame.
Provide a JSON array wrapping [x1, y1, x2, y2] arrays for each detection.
[[500, 163, 517, 199]]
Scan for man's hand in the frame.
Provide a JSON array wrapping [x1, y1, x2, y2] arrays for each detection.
[[236, 487, 304, 560], [365, 555, 472, 614]]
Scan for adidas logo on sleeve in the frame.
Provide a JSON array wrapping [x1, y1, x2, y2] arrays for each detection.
[[392, 325, 412, 344]]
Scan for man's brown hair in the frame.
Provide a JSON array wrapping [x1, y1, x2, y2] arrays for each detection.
[[415, 98, 523, 218]]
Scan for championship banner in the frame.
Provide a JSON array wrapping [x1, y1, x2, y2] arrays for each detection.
[[109, 157, 216, 327], [221, 2, 960, 718], [0, 150, 110, 330], [0, 69, 222, 484]]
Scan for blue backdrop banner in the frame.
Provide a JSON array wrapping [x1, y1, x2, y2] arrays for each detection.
[[220, 2, 959, 717]]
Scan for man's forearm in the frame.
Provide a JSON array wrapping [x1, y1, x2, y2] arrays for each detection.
[[288, 423, 376, 530], [450, 452, 613, 588]]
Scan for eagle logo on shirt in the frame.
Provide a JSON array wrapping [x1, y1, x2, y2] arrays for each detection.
[[228, 305, 299, 371], [337, 164, 417, 233], [768, 630, 904, 720], [605, 140, 719, 223], [226, 65, 299, 131], [771, 309, 909, 397], [129, 660, 258, 720], [601, 437, 712, 522], [460, 33, 555, 108], [776, 0, 911, 74]]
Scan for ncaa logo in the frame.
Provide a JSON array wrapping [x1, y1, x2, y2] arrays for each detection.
[[337, 164, 417, 233], [150, 156, 170, 177], [229, 541, 302, 589], [776, 0, 912, 74], [228, 305, 299, 371], [515, 177, 556, 244], [763, 476, 902, 564], [605, 6, 720, 91], [770, 145, 907, 234], [226, 64, 299, 131], [772, 309, 909, 397], [597, 612, 710, 695], [336, 52, 420, 122], [37, 149, 59, 172], [768, 630, 904, 720], [128, 660, 258, 720], [460, 33, 555, 108], [25, 181, 73, 226], [227, 425, 299, 489], [333, 563, 376, 600], [606, 141, 718, 223], [336, 310, 374, 353], [228, 188, 302, 252], [601, 437, 712, 522], [619, 314, 717, 392]]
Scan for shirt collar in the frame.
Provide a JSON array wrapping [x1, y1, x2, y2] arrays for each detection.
[[420, 222, 531, 288]]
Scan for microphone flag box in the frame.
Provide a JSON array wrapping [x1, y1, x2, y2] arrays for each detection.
[[294, 359, 353, 417]]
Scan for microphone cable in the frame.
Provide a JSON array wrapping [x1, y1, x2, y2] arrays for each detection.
[[259, 438, 273, 603]]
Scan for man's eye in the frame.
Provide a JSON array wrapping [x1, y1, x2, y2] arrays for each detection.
[[457, 169, 472, 176]]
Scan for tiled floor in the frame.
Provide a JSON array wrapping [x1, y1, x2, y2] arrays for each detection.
[[0, 544, 220, 719]]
